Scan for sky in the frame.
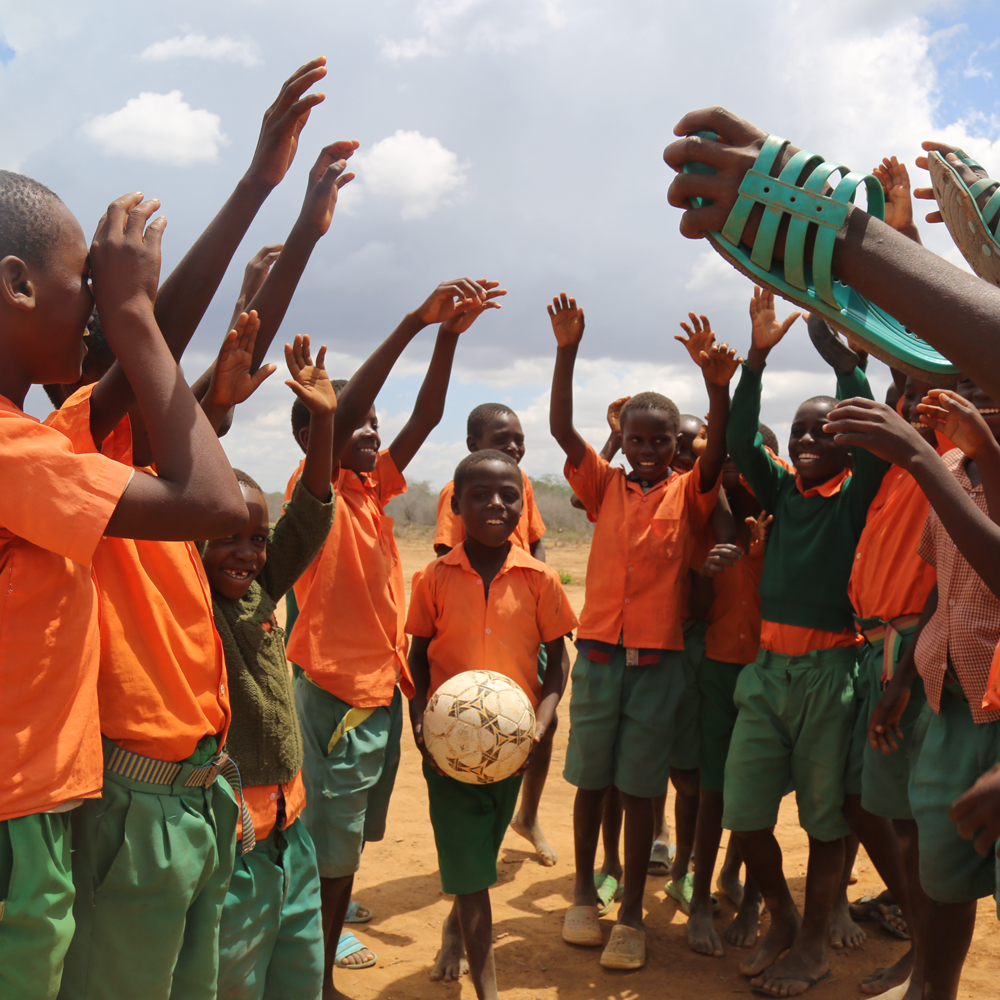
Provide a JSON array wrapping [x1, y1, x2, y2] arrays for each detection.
[[4, 0, 1000, 491]]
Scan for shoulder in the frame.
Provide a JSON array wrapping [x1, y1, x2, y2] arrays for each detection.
[[438, 480, 455, 502]]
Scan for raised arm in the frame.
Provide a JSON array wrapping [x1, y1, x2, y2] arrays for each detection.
[[873, 155, 921, 244], [92, 195, 246, 540], [548, 292, 588, 469]]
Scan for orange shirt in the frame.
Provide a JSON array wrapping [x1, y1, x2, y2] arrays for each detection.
[[241, 771, 307, 840], [435, 470, 546, 552], [0, 392, 132, 820], [285, 450, 412, 707], [406, 544, 579, 707], [705, 542, 765, 665], [847, 435, 951, 624], [47, 389, 229, 762], [566, 445, 720, 650]]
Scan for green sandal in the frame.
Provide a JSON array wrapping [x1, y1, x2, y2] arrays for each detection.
[[928, 148, 1000, 287], [594, 873, 623, 917], [681, 132, 959, 381]]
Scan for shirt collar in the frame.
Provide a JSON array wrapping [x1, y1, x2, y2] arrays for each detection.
[[443, 540, 540, 578], [795, 466, 851, 498]]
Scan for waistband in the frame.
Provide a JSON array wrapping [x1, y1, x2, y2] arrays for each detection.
[[856, 613, 922, 647], [756, 645, 858, 670], [103, 739, 256, 854]]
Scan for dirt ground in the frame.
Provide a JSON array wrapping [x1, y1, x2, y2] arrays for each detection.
[[330, 535, 1000, 1000]]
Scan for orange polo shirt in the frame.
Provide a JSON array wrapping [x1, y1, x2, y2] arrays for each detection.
[[705, 542, 765, 665], [0, 393, 132, 821], [241, 772, 307, 840], [759, 468, 858, 656], [435, 470, 546, 552], [847, 435, 951, 625], [47, 390, 229, 763], [285, 450, 413, 707], [566, 444, 720, 650], [406, 544, 579, 707]]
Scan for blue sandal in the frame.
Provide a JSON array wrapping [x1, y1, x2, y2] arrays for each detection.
[[336, 931, 376, 969], [682, 132, 959, 381]]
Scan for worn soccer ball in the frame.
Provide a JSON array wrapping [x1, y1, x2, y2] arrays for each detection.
[[422, 670, 536, 784]]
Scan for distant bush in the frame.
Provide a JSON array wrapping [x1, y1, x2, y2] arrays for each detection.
[[558, 569, 573, 585], [384, 480, 439, 527], [530, 475, 594, 539]]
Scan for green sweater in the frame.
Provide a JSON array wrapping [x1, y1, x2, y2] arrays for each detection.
[[726, 362, 889, 634], [211, 480, 335, 787]]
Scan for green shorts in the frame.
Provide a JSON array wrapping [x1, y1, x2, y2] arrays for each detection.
[[670, 620, 705, 772], [217, 815, 323, 1000], [60, 739, 239, 1000], [423, 762, 523, 896], [294, 678, 403, 878], [723, 645, 856, 842], [698, 656, 747, 794], [564, 647, 685, 799], [910, 688, 1000, 909], [537, 642, 548, 684], [0, 810, 75, 1000]]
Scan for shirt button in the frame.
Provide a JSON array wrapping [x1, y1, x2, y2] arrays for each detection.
[[486, 628, 492, 634], [641, 497, 648, 503], [220, 683, 225, 695], [628, 566, 634, 572], [270, 792, 276, 801], [742, 600, 748, 606], [476, 579, 482, 584], [856, 552, 861, 559], [625, 598, 630, 605], [949, 599, 956, 606], [740, 633, 745, 639]]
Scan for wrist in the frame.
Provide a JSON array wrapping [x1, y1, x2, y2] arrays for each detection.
[[746, 347, 769, 372], [237, 171, 276, 203], [403, 310, 431, 334]]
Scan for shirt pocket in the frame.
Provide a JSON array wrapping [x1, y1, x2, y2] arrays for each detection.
[[648, 517, 683, 561]]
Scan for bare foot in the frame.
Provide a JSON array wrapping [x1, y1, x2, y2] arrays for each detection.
[[323, 983, 352, 1000], [739, 906, 799, 977], [828, 896, 866, 948], [751, 948, 830, 997], [725, 896, 762, 948], [716, 868, 745, 908], [688, 899, 724, 957], [868, 973, 912, 1000], [430, 919, 468, 982], [510, 813, 558, 867], [859, 950, 914, 996], [337, 939, 376, 968]]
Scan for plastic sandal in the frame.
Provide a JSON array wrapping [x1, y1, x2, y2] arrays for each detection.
[[562, 905, 603, 946], [928, 149, 1000, 286], [875, 903, 911, 941], [594, 873, 623, 917], [681, 132, 959, 381], [648, 838, 676, 876], [335, 931, 376, 969], [665, 871, 721, 916], [345, 899, 372, 924], [599, 924, 646, 970]]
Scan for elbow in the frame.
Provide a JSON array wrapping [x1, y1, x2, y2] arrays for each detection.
[[201, 489, 250, 538]]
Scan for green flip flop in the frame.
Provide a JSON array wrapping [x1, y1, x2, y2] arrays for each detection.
[[594, 872, 623, 917], [681, 132, 959, 382], [664, 872, 720, 916], [928, 148, 1000, 287]]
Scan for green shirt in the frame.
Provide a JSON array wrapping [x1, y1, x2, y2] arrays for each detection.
[[726, 362, 889, 634]]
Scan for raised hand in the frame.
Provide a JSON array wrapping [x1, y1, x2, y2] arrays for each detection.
[[440, 279, 507, 335], [949, 763, 1000, 857], [284, 333, 336, 416], [750, 285, 801, 354], [675, 312, 715, 367], [824, 396, 927, 465], [413, 278, 491, 327], [298, 141, 359, 238], [747, 510, 773, 549], [700, 542, 743, 576], [247, 57, 328, 189], [914, 141, 990, 224], [917, 388, 994, 459], [206, 310, 276, 410], [547, 292, 585, 348], [232, 245, 282, 322], [607, 396, 631, 435], [873, 156, 914, 233], [700, 340, 743, 386]]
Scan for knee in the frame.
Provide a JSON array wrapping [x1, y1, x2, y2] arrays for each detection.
[[670, 767, 701, 800]]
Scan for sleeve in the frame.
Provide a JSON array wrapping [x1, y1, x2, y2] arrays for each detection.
[[405, 566, 438, 638], [258, 478, 336, 602], [522, 475, 547, 542], [838, 367, 891, 516], [536, 567, 580, 642], [44, 382, 133, 465], [434, 482, 464, 549], [0, 411, 133, 566], [726, 363, 789, 511], [683, 459, 722, 530], [917, 508, 938, 567], [563, 442, 612, 518], [374, 449, 407, 505]]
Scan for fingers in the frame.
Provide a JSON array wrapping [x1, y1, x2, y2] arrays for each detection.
[[277, 57, 328, 110], [674, 201, 731, 239], [665, 170, 733, 207], [103, 191, 145, 236], [250, 363, 277, 392], [671, 107, 764, 148], [124, 197, 162, 238], [779, 311, 803, 335], [315, 344, 327, 371]]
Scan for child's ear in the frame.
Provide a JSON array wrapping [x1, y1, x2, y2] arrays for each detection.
[[451, 492, 461, 515], [0, 256, 35, 311], [297, 426, 310, 454], [466, 436, 480, 453]]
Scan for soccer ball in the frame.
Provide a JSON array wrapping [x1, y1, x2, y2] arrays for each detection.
[[423, 670, 536, 784]]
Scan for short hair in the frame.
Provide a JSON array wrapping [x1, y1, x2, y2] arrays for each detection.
[[467, 402, 517, 440], [42, 310, 117, 407], [619, 391, 680, 434], [800, 395, 839, 411], [678, 413, 705, 431], [758, 422, 779, 454], [233, 468, 264, 494], [453, 449, 521, 496], [0, 170, 64, 267], [291, 378, 348, 451]]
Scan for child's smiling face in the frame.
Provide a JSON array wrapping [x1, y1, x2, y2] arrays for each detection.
[[202, 485, 269, 601], [340, 405, 380, 473], [621, 409, 677, 483], [788, 399, 850, 483], [453, 459, 523, 547], [673, 415, 705, 473], [469, 412, 525, 465]]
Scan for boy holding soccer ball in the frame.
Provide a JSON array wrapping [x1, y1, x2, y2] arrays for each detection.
[[407, 450, 578, 1000]]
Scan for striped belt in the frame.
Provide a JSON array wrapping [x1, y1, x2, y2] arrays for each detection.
[[856, 613, 922, 685], [104, 743, 256, 854]]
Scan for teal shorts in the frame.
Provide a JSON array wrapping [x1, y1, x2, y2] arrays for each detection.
[[423, 762, 523, 896], [294, 678, 403, 878], [698, 656, 747, 794], [217, 814, 323, 1000], [670, 620, 705, 772], [60, 738, 239, 1000], [563, 648, 685, 799], [910, 688, 1000, 910], [537, 642, 548, 684], [723, 646, 856, 842], [0, 810, 75, 1000]]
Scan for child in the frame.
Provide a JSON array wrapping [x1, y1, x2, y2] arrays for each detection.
[[0, 176, 246, 1000], [434, 402, 560, 868], [548, 291, 729, 970], [284, 278, 504, 996], [206, 335, 337, 999], [719, 287, 889, 997], [407, 449, 578, 1000]]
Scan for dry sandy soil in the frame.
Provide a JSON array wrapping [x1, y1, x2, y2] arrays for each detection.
[[320, 534, 1000, 1000]]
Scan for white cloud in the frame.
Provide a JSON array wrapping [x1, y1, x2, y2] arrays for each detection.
[[352, 130, 468, 219], [139, 34, 262, 67], [82, 91, 228, 166]]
